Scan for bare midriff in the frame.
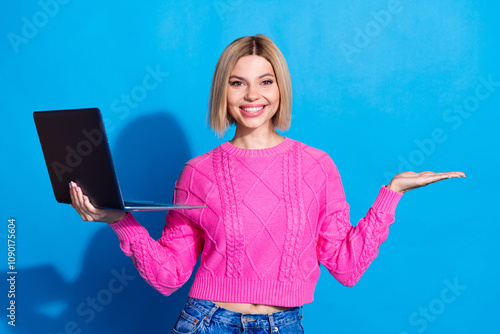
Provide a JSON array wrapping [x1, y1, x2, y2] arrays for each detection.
[[214, 301, 290, 314]]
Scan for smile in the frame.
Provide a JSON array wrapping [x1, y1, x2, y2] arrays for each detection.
[[240, 106, 265, 113], [239, 104, 268, 118]]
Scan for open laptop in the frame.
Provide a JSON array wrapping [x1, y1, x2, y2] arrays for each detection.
[[33, 108, 204, 211]]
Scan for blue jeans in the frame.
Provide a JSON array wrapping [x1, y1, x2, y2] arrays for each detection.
[[172, 297, 304, 333]]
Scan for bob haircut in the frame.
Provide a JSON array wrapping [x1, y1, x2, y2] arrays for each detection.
[[208, 34, 292, 136]]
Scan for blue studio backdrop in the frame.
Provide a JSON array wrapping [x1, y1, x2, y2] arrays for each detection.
[[1, 1, 499, 333]]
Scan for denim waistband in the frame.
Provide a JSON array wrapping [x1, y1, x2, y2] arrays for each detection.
[[186, 297, 303, 329]]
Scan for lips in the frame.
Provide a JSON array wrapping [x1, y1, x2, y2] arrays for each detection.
[[239, 104, 267, 117]]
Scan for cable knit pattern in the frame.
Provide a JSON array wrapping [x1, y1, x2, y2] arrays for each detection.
[[213, 147, 244, 278], [279, 141, 305, 282], [109, 137, 403, 307]]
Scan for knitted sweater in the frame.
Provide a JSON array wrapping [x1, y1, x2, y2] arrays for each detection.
[[110, 137, 402, 307]]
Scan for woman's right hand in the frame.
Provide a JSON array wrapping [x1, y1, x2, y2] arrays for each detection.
[[69, 181, 127, 224]]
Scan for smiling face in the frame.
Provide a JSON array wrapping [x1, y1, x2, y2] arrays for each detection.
[[226, 55, 280, 135]]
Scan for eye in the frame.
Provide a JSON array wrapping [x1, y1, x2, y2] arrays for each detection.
[[230, 81, 243, 86], [261, 79, 274, 85]]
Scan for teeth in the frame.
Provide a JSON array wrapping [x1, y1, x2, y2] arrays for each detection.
[[242, 106, 264, 113]]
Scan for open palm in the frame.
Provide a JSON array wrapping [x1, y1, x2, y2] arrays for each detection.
[[387, 171, 466, 193]]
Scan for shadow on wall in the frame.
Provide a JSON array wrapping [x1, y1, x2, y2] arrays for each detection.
[[14, 112, 200, 333]]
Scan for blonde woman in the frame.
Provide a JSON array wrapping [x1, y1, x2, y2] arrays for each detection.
[[70, 34, 464, 333]]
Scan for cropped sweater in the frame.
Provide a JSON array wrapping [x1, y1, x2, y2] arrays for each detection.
[[110, 137, 402, 307]]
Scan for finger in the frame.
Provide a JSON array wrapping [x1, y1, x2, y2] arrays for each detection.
[[73, 184, 86, 209], [69, 182, 84, 211], [69, 182, 77, 205], [434, 171, 465, 179], [82, 195, 96, 222], [421, 171, 460, 177], [80, 191, 105, 222], [77, 191, 95, 221], [72, 184, 96, 221], [420, 173, 462, 185], [81, 195, 98, 222], [69, 183, 88, 220], [448, 171, 466, 178]]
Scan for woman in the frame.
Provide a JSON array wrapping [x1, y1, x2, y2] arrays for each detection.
[[70, 34, 465, 333]]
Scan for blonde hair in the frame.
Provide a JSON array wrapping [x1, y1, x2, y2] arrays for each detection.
[[208, 34, 292, 136]]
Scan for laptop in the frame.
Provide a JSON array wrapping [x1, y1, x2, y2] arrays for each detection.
[[33, 108, 205, 211]]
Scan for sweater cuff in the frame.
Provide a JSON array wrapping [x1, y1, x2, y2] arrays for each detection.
[[372, 185, 403, 214], [109, 212, 147, 241]]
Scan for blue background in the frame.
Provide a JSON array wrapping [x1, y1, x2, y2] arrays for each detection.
[[1, 0, 499, 333]]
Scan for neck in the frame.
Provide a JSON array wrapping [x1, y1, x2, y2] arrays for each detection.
[[230, 126, 284, 149]]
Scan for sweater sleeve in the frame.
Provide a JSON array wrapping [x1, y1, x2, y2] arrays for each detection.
[[109, 166, 205, 296], [316, 156, 402, 287]]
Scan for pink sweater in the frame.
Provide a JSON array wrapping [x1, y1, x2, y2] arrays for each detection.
[[110, 137, 402, 307]]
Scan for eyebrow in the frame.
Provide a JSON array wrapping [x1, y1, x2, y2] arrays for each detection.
[[229, 73, 276, 80]]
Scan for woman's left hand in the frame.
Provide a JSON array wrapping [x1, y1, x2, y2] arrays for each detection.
[[387, 171, 466, 194]]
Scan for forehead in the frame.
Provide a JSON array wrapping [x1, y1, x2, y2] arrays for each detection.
[[230, 55, 275, 76]]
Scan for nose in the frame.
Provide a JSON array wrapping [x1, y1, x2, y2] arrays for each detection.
[[245, 84, 260, 101]]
